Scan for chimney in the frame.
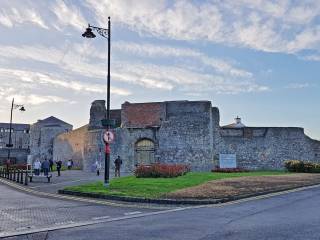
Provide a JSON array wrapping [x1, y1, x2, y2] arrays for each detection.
[[235, 116, 241, 124]]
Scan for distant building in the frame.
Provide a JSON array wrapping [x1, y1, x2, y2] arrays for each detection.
[[0, 123, 30, 164], [29, 116, 73, 162], [222, 116, 246, 128]]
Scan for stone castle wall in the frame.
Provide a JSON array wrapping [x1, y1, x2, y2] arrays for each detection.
[[157, 101, 214, 171], [53, 125, 88, 168], [215, 127, 320, 169], [53, 100, 320, 172], [30, 121, 72, 162]]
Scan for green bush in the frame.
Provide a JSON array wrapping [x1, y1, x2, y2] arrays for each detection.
[[284, 160, 320, 173]]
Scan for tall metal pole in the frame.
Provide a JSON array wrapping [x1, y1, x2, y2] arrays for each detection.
[[104, 16, 111, 186], [7, 98, 14, 174]]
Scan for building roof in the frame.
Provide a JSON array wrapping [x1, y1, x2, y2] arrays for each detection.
[[35, 116, 72, 127], [0, 123, 30, 130], [222, 116, 246, 128]]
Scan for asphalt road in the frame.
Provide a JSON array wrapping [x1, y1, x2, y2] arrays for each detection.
[[2, 182, 320, 239]]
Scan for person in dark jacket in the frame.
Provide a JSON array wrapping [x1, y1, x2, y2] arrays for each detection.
[[42, 158, 50, 176], [49, 159, 54, 172], [56, 160, 62, 177], [114, 156, 122, 177]]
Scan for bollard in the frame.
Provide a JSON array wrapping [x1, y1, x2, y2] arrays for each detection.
[[9, 170, 12, 180], [13, 169, 16, 181], [24, 170, 28, 186], [20, 170, 23, 184], [17, 170, 20, 182]]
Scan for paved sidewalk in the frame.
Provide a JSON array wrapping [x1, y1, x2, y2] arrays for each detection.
[[0, 183, 157, 238], [26, 170, 132, 194]]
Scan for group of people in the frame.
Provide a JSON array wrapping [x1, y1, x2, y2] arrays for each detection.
[[33, 158, 67, 177], [94, 155, 122, 177], [33, 156, 123, 178]]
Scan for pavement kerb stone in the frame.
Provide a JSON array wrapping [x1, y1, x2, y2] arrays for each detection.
[[0, 178, 169, 209], [58, 182, 320, 205]]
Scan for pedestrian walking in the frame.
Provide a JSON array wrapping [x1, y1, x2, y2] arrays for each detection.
[[114, 156, 122, 177], [49, 159, 54, 172], [95, 160, 101, 176], [56, 160, 62, 177], [67, 159, 73, 170], [33, 159, 41, 176], [42, 158, 50, 176]]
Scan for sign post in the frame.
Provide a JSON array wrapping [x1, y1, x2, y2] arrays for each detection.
[[103, 130, 114, 186]]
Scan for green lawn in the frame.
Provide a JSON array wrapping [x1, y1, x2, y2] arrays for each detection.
[[65, 171, 288, 199]]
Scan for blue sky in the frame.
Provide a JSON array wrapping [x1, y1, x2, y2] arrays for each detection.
[[0, 0, 319, 139]]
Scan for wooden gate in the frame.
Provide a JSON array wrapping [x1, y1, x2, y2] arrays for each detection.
[[135, 139, 155, 165]]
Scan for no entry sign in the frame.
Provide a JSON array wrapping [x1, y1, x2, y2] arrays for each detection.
[[103, 130, 115, 143]]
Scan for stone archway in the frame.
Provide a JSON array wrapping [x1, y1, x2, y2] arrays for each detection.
[[135, 139, 155, 165]]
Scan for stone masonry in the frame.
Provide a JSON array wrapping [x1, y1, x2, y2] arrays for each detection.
[[53, 100, 320, 172], [29, 116, 73, 163]]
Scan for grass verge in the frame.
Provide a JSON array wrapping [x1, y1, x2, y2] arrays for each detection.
[[64, 171, 288, 199]]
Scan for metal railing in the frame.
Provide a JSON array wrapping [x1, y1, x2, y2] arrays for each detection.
[[0, 166, 29, 185]]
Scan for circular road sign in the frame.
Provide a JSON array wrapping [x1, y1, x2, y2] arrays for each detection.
[[103, 130, 115, 143]]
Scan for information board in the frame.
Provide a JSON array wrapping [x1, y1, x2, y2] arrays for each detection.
[[219, 154, 237, 168]]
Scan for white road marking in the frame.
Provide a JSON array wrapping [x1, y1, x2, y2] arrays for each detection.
[[124, 211, 142, 216], [91, 216, 110, 220]]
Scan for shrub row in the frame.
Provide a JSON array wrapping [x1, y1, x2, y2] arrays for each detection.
[[134, 163, 190, 178], [284, 160, 320, 173], [8, 164, 29, 170], [211, 167, 249, 173]]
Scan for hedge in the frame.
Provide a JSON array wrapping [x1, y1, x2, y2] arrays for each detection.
[[134, 164, 190, 178], [284, 160, 320, 173]]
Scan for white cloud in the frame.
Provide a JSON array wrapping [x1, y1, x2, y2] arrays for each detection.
[[6, 94, 68, 105], [286, 83, 311, 89], [301, 54, 320, 61], [85, 0, 320, 54], [113, 41, 252, 78], [0, 68, 131, 96], [51, 0, 87, 31], [0, 86, 68, 105], [0, 42, 264, 95], [0, 3, 48, 29]]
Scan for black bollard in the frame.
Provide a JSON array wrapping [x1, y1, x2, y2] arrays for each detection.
[[17, 170, 20, 182], [13, 169, 16, 181], [24, 170, 28, 186], [20, 170, 23, 184]]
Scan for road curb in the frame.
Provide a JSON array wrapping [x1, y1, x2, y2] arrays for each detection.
[[58, 182, 320, 205]]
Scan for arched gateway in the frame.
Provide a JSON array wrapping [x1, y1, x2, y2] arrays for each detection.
[[135, 139, 155, 165]]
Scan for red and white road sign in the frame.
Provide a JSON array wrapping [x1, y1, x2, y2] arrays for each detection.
[[103, 130, 115, 143]]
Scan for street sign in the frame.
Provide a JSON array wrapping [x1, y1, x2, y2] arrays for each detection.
[[219, 154, 237, 168], [103, 130, 114, 143]]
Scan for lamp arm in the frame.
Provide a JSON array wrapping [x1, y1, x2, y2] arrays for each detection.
[[13, 104, 24, 109], [89, 25, 109, 39]]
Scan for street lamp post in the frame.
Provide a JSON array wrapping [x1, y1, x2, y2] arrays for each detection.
[[6, 98, 25, 175], [82, 17, 111, 186]]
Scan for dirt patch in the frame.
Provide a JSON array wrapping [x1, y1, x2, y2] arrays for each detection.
[[166, 173, 320, 200]]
